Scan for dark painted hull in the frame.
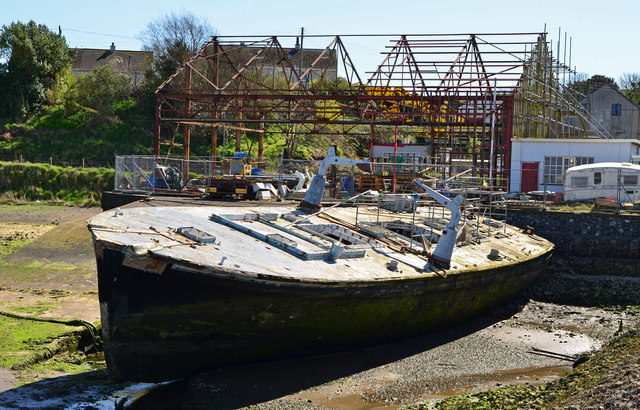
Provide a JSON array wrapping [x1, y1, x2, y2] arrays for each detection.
[[96, 246, 550, 382]]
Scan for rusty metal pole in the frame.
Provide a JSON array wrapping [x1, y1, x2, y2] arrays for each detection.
[[236, 96, 243, 153], [211, 38, 220, 164], [183, 65, 192, 181]]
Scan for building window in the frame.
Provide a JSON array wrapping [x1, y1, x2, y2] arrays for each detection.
[[622, 175, 638, 185], [544, 156, 594, 185], [575, 157, 594, 166], [594, 172, 602, 184], [611, 103, 622, 116]]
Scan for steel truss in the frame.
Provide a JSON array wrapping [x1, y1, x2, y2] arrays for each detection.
[[154, 32, 586, 186]]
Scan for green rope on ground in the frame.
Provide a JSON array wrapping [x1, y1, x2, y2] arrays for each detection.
[[0, 310, 103, 349]]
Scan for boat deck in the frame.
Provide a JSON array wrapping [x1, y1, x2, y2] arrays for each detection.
[[88, 204, 552, 284]]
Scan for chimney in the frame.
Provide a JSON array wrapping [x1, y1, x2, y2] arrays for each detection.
[[110, 42, 116, 53]]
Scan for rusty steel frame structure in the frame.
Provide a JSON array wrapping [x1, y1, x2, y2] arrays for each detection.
[[154, 32, 582, 186]]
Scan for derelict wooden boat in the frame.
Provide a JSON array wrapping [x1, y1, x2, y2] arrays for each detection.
[[88, 151, 554, 382]]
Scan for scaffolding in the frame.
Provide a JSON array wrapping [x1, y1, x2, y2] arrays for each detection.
[[154, 32, 593, 190]]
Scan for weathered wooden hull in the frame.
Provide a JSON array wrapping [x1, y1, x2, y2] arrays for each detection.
[[96, 244, 550, 382]]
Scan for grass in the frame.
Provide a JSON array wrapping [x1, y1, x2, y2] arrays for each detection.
[[7, 301, 56, 316], [0, 202, 66, 211], [15, 352, 104, 386], [1, 104, 153, 165], [0, 161, 113, 206], [0, 260, 93, 286], [0, 314, 76, 369]]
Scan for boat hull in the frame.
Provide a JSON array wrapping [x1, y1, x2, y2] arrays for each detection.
[[96, 245, 550, 382]]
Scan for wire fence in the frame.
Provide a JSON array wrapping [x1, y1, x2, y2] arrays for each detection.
[[1, 155, 113, 169], [114, 155, 324, 194], [112, 154, 510, 219]]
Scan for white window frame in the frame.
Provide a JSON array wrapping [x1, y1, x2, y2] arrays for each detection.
[[544, 156, 594, 185]]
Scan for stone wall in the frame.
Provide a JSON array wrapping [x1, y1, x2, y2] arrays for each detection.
[[506, 210, 640, 277]]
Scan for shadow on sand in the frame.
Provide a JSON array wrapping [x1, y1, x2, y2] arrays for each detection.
[[129, 298, 526, 409]]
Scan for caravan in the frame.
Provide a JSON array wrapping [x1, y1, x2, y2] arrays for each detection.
[[563, 162, 640, 202]]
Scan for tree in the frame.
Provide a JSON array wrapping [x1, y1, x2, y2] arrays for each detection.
[[566, 74, 617, 99], [76, 66, 132, 117], [138, 11, 216, 81], [0, 21, 74, 122], [619, 73, 640, 105]]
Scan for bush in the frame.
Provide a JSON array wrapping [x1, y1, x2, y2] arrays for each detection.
[[76, 66, 132, 117], [0, 161, 114, 205]]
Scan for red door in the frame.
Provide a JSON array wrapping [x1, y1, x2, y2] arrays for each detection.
[[521, 162, 539, 193]]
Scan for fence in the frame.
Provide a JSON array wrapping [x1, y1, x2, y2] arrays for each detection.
[[2, 154, 113, 169], [113, 155, 509, 206], [114, 155, 323, 194]]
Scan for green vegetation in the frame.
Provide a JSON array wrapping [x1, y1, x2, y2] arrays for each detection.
[[0, 161, 113, 205], [8, 300, 56, 316], [0, 222, 54, 259], [0, 314, 77, 369], [0, 229, 40, 260], [620, 73, 640, 105], [0, 20, 154, 165], [1, 103, 153, 164], [0, 21, 75, 122], [0, 202, 65, 211], [16, 352, 102, 385]]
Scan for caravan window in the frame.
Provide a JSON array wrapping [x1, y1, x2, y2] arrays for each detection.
[[622, 175, 638, 185], [594, 172, 602, 184], [571, 176, 588, 188]]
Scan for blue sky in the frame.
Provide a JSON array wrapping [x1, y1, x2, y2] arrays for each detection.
[[4, 0, 639, 83]]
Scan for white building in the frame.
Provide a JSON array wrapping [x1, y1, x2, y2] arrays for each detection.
[[370, 142, 433, 165], [509, 138, 640, 193]]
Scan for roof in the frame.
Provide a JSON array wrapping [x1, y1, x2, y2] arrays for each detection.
[[512, 138, 640, 146], [566, 162, 640, 173], [584, 83, 640, 111], [71, 47, 152, 74]]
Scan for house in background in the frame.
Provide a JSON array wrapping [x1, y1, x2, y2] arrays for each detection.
[[582, 84, 640, 139], [71, 43, 152, 85], [509, 138, 640, 194]]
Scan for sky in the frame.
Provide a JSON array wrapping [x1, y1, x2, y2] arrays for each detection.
[[3, 0, 640, 83]]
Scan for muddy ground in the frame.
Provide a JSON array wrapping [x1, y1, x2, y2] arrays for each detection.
[[0, 201, 638, 408], [126, 291, 637, 409]]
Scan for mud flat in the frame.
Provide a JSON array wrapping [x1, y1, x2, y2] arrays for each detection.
[[126, 295, 638, 409]]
